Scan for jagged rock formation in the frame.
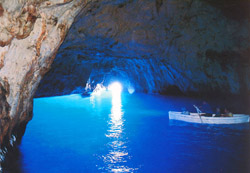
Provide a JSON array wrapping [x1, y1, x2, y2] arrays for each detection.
[[37, 0, 250, 100], [0, 0, 88, 168]]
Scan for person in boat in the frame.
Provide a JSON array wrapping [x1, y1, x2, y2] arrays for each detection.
[[199, 101, 213, 117], [221, 108, 233, 117], [212, 107, 221, 117], [181, 107, 190, 115]]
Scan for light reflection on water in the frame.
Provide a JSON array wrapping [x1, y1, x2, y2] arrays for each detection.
[[103, 90, 135, 172], [10, 93, 250, 173]]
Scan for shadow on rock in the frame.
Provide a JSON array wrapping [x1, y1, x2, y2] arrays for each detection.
[[2, 146, 23, 173]]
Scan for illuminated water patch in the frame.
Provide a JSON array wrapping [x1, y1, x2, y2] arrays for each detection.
[[12, 93, 250, 173], [103, 82, 135, 172]]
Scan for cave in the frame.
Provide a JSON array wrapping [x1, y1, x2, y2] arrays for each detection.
[[0, 0, 250, 172]]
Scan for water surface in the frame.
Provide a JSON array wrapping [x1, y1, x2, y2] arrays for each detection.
[[15, 92, 250, 172]]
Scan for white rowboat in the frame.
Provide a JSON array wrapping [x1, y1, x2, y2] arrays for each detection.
[[169, 111, 250, 124]]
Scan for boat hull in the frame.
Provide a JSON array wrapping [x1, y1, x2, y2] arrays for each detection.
[[169, 111, 250, 124]]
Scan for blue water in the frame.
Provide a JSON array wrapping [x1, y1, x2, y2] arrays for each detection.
[[16, 92, 250, 172]]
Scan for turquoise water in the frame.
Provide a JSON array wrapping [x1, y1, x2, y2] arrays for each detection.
[[10, 92, 250, 172]]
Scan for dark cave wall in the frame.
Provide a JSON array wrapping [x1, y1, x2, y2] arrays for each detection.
[[36, 0, 250, 98]]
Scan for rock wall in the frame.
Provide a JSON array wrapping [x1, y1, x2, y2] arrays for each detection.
[[37, 0, 250, 99], [0, 0, 87, 167]]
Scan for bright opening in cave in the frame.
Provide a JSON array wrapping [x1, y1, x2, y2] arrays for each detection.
[[108, 82, 123, 95], [109, 82, 122, 120]]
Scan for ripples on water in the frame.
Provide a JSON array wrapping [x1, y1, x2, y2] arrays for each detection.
[[4, 92, 250, 172]]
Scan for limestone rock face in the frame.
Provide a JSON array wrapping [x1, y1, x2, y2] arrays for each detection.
[[0, 0, 87, 166], [37, 0, 250, 99]]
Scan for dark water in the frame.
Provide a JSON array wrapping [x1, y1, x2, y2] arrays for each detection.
[[8, 92, 250, 172]]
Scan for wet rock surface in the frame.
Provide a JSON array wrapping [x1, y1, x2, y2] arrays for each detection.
[[37, 0, 250, 100], [0, 0, 87, 168]]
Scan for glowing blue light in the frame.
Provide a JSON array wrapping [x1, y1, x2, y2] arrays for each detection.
[[128, 86, 135, 94], [91, 83, 106, 96], [104, 82, 132, 172], [108, 82, 122, 94]]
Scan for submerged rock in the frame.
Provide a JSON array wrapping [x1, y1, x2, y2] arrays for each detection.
[[37, 0, 250, 100]]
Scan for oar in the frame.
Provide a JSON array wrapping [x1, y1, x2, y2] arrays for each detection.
[[193, 105, 203, 123]]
